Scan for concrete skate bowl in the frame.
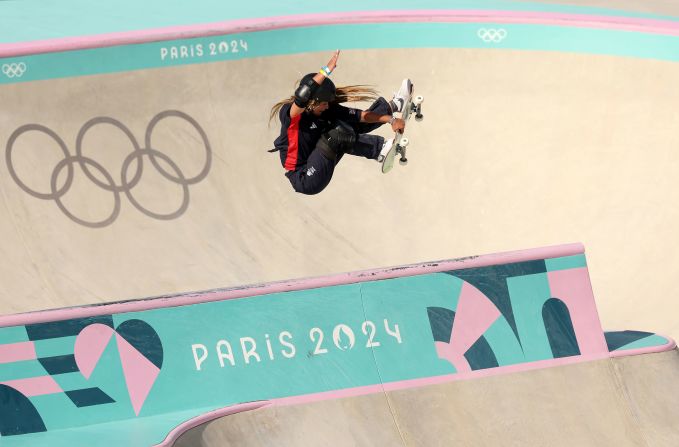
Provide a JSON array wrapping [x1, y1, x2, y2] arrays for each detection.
[[1, 0, 679, 446], [0, 243, 677, 446]]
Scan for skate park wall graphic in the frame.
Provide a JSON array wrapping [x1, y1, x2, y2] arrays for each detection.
[[0, 244, 673, 446]]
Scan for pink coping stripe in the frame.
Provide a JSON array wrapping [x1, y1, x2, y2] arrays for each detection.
[[1, 10, 679, 58], [0, 341, 36, 363], [1, 375, 62, 396], [154, 401, 270, 447], [0, 243, 584, 328]]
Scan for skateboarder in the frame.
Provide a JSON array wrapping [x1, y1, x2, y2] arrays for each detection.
[[269, 50, 410, 195]]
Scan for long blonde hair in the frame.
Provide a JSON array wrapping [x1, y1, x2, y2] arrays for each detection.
[[269, 83, 380, 124]]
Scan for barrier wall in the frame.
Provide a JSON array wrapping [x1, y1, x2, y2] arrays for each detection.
[[2, 10, 679, 86], [0, 244, 673, 446]]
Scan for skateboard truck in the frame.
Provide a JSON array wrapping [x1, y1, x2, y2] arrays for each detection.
[[399, 95, 422, 165], [413, 95, 424, 121], [398, 137, 409, 166]]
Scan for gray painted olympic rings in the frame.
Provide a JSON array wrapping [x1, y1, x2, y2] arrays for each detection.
[[146, 110, 212, 185], [75, 116, 143, 193], [51, 155, 121, 228], [6, 124, 75, 200], [5, 110, 211, 228], [121, 148, 190, 221]]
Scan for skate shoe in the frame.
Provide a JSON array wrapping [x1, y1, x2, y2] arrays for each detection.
[[376, 138, 394, 163], [390, 79, 413, 114]]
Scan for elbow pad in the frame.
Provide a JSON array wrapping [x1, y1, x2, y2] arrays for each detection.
[[294, 77, 320, 108]]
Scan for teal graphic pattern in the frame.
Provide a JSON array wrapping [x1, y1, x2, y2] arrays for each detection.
[[2, 20, 679, 85], [0, 254, 671, 446], [1, 0, 676, 45]]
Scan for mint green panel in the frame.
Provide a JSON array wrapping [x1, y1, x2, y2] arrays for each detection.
[[0, 360, 47, 381], [3, 22, 679, 85], [360, 273, 464, 381], [0, 325, 28, 344], [1, 0, 674, 44], [482, 316, 525, 366], [32, 336, 77, 358], [507, 273, 554, 361], [546, 254, 587, 272], [50, 372, 98, 391]]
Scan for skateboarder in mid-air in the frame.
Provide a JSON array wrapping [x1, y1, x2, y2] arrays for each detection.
[[269, 50, 412, 195]]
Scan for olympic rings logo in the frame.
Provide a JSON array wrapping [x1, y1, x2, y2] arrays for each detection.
[[477, 28, 508, 43], [2, 62, 27, 78], [6, 110, 212, 228]]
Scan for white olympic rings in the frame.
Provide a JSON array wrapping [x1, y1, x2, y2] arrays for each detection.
[[477, 28, 508, 43], [2, 62, 27, 78]]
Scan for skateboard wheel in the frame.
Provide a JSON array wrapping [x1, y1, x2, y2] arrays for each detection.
[[415, 114, 424, 122], [400, 137, 409, 147], [377, 155, 385, 163], [413, 95, 424, 105], [399, 158, 408, 166]]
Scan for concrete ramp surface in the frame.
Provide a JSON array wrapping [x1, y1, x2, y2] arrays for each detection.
[[176, 350, 679, 447], [1, 0, 679, 445]]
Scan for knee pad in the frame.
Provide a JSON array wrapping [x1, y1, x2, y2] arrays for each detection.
[[321, 121, 356, 154]]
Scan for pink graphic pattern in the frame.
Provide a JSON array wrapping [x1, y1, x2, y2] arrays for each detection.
[[74, 323, 160, 415], [74, 324, 115, 378], [547, 268, 607, 355], [1, 375, 62, 396], [0, 341, 37, 363], [116, 334, 161, 416], [435, 282, 501, 371]]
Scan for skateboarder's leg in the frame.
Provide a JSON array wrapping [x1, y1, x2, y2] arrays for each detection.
[[286, 148, 337, 195], [355, 97, 392, 134], [346, 134, 386, 160]]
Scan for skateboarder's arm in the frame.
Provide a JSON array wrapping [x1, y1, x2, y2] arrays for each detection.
[[290, 50, 341, 119], [290, 70, 325, 118], [360, 112, 406, 133], [289, 103, 306, 118]]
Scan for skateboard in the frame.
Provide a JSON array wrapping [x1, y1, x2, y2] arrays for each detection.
[[379, 84, 424, 174]]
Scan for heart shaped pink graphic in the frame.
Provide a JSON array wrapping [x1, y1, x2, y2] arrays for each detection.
[[74, 321, 162, 415]]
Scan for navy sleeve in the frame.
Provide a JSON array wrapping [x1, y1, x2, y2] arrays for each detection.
[[325, 104, 362, 124], [279, 103, 292, 123]]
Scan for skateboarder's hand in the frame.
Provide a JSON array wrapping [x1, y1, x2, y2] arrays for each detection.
[[391, 117, 406, 133], [327, 50, 340, 72]]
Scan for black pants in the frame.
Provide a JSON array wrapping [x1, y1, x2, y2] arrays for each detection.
[[287, 97, 390, 195]]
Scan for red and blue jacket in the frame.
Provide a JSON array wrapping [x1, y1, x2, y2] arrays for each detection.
[[273, 103, 361, 171]]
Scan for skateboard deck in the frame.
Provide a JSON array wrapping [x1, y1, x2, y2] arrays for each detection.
[[380, 83, 423, 174]]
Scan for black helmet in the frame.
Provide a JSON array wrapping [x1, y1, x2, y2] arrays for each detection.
[[300, 73, 336, 102]]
